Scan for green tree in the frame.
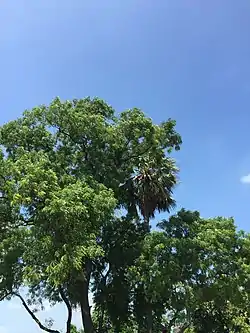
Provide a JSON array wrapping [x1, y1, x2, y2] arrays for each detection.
[[92, 217, 146, 332], [126, 209, 249, 333], [0, 97, 181, 333]]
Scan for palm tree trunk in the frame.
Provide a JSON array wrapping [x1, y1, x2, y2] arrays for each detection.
[[143, 215, 152, 333]]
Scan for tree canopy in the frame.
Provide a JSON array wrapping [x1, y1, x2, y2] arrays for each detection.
[[0, 97, 250, 333]]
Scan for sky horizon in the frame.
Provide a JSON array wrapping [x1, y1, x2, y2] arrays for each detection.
[[1, 1, 250, 332]]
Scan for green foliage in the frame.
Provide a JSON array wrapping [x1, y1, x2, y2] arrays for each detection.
[[0, 97, 181, 333], [190, 301, 250, 333], [70, 325, 84, 333], [122, 210, 249, 332], [1, 97, 250, 333]]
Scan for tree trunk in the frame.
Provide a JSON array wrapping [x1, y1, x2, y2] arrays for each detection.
[[80, 291, 94, 333], [144, 216, 150, 233], [146, 304, 153, 333], [77, 260, 95, 333]]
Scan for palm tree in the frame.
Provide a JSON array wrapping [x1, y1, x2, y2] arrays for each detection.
[[120, 157, 178, 333], [121, 157, 178, 230]]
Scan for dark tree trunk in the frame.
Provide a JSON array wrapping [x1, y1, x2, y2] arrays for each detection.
[[144, 216, 151, 233], [77, 260, 95, 333], [146, 304, 153, 333], [80, 291, 94, 333]]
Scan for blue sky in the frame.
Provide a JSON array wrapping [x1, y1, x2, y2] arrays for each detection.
[[1, 0, 250, 332]]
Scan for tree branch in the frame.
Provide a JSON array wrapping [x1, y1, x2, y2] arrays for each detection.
[[57, 127, 85, 147], [59, 286, 72, 333], [12, 292, 60, 333], [0, 292, 11, 302], [120, 145, 152, 164]]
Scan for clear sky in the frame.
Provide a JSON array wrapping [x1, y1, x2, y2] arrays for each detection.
[[1, 1, 250, 332]]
